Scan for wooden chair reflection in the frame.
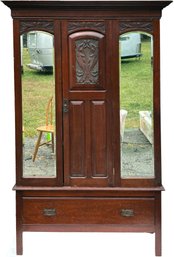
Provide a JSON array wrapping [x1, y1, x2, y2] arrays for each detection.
[[33, 96, 54, 162]]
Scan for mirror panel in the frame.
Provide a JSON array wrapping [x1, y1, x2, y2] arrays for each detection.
[[120, 32, 154, 178], [21, 31, 56, 177]]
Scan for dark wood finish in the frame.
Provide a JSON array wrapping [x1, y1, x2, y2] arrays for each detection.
[[13, 19, 23, 187], [2, 0, 171, 255], [112, 20, 121, 187], [23, 224, 155, 232], [20, 20, 54, 34], [62, 20, 114, 187], [69, 31, 105, 89], [54, 20, 64, 186], [153, 19, 162, 186], [16, 192, 23, 255], [119, 21, 153, 34], [155, 192, 162, 256], [22, 197, 155, 225]]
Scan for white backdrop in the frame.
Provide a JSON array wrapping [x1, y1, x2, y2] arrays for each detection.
[[0, 1, 174, 257]]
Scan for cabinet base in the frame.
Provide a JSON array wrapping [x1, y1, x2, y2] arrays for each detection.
[[16, 188, 162, 256]]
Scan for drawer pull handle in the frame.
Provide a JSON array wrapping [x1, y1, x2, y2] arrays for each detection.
[[43, 208, 56, 217], [120, 209, 134, 217]]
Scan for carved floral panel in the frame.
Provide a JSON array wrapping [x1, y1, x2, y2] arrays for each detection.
[[119, 21, 153, 34], [75, 39, 99, 84], [20, 21, 54, 34], [68, 21, 105, 34]]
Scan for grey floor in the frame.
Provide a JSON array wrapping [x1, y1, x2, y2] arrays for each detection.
[[23, 129, 154, 178]]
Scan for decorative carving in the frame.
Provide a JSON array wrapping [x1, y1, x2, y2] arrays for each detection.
[[20, 21, 54, 34], [76, 39, 99, 84], [68, 22, 105, 34], [120, 21, 153, 34]]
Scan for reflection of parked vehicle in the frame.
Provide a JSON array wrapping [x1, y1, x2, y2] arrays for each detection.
[[27, 31, 53, 72], [120, 33, 141, 59]]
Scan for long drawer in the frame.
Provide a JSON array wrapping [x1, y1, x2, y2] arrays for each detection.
[[22, 197, 155, 225]]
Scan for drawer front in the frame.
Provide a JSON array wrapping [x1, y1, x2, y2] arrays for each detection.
[[22, 197, 155, 225]]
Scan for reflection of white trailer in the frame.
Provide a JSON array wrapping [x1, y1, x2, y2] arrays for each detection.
[[120, 33, 141, 59], [27, 31, 53, 72]]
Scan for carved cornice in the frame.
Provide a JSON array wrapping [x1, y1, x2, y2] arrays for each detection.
[[20, 21, 54, 35], [120, 21, 153, 34], [68, 22, 105, 34]]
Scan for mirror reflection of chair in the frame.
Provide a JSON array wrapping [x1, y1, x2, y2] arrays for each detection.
[[33, 96, 54, 161], [120, 109, 128, 142]]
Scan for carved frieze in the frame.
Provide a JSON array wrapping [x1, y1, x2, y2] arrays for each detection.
[[68, 21, 105, 34], [20, 21, 54, 34], [120, 21, 153, 34], [76, 39, 99, 84]]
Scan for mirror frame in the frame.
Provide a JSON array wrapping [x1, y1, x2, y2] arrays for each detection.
[[117, 20, 161, 187], [119, 31, 154, 180], [22, 30, 56, 178], [14, 19, 63, 186]]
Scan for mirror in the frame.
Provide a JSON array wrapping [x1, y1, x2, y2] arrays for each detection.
[[21, 31, 56, 177], [120, 32, 154, 178]]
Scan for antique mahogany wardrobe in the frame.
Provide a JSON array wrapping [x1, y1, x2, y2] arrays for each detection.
[[2, 0, 172, 255]]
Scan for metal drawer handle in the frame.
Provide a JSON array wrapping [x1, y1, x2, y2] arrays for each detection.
[[43, 208, 56, 217], [120, 209, 134, 217]]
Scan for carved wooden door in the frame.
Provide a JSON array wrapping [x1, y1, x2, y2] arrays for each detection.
[[62, 21, 115, 187]]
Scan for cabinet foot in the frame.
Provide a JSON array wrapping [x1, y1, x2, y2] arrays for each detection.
[[155, 231, 161, 256], [155, 192, 161, 256], [16, 230, 23, 255]]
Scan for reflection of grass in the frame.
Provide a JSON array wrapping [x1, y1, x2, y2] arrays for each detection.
[[22, 48, 55, 137], [120, 40, 153, 128], [23, 40, 152, 137]]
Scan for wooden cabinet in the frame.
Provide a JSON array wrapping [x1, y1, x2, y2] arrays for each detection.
[[2, 0, 172, 255]]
